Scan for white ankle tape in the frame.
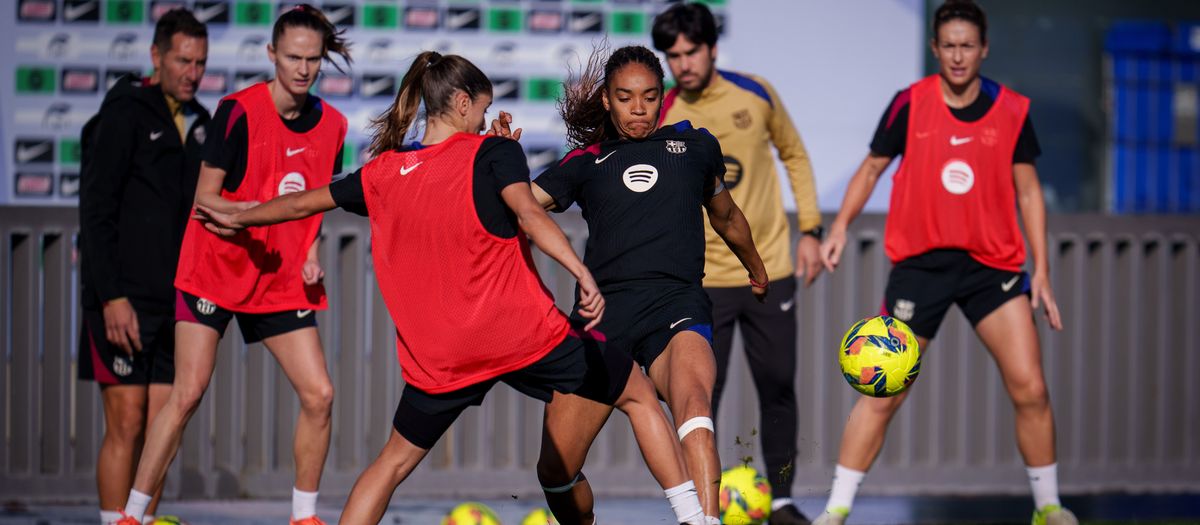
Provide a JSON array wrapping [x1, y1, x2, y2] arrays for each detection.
[[541, 472, 583, 494], [676, 417, 714, 440]]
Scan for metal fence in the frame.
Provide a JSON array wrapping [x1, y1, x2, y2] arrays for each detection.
[[2, 207, 1198, 503]]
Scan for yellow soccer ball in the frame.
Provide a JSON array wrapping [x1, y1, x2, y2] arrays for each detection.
[[838, 315, 921, 397], [719, 465, 772, 525], [149, 517, 188, 525], [441, 502, 502, 525], [520, 507, 559, 525]]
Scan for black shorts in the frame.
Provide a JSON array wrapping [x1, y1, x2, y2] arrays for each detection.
[[78, 307, 175, 386], [572, 281, 714, 369], [392, 333, 633, 449], [883, 249, 1030, 340], [175, 290, 317, 344]]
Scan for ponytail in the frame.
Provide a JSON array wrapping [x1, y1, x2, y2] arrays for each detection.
[[273, 3, 353, 73], [368, 51, 492, 157]]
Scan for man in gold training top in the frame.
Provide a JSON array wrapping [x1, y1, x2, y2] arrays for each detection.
[[653, 3, 822, 524]]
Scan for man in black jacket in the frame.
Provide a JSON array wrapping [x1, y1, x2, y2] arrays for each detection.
[[77, 9, 209, 523]]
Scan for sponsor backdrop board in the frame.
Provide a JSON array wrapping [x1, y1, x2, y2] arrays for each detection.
[[1, 0, 922, 209]]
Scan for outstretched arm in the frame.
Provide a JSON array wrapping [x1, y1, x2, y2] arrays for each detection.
[[501, 182, 604, 330], [195, 186, 337, 234], [705, 189, 770, 301], [820, 152, 892, 271], [1014, 163, 1062, 331]]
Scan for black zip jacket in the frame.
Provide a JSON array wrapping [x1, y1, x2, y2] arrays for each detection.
[[78, 75, 211, 313]]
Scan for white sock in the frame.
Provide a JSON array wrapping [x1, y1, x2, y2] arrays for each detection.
[[144, 515, 155, 523], [292, 487, 319, 520], [663, 481, 704, 525], [100, 510, 123, 524], [1027, 463, 1061, 509], [826, 464, 866, 512], [123, 490, 152, 523], [705, 517, 720, 525], [772, 497, 794, 511]]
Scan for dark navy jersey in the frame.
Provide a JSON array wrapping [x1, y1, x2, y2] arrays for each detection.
[[535, 121, 725, 288]]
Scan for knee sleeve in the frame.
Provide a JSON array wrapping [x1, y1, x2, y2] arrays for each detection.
[[676, 416, 714, 441]]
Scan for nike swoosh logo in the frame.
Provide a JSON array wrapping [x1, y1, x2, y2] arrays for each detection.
[[570, 13, 602, 32], [286, 147, 306, 157], [297, 309, 313, 318], [64, 0, 97, 20], [150, 131, 164, 141], [446, 9, 478, 28], [362, 77, 393, 97], [1001, 275, 1021, 292], [400, 162, 422, 175], [16, 143, 51, 163], [492, 80, 518, 99], [61, 177, 81, 195], [780, 298, 795, 312], [325, 6, 352, 24], [669, 317, 692, 330], [192, 3, 226, 23], [950, 135, 973, 146], [594, 151, 615, 164]]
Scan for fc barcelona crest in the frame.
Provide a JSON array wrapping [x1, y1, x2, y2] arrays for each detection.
[[732, 109, 752, 130], [666, 140, 686, 154]]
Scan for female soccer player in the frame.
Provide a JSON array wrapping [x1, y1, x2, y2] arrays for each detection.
[[195, 51, 708, 525], [493, 45, 768, 525], [116, 5, 350, 525], [814, 2, 1075, 525]]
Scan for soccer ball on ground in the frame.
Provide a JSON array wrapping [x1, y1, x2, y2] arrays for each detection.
[[719, 465, 772, 525], [441, 502, 502, 525], [520, 507, 559, 525], [838, 315, 921, 397], [149, 517, 188, 525]]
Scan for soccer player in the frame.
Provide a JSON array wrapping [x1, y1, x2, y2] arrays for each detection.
[[78, 9, 209, 524], [814, 2, 1075, 524], [498, 44, 768, 525], [115, 5, 350, 525], [652, 4, 822, 522], [194, 51, 708, 525]]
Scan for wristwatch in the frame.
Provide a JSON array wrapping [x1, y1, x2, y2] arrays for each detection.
[[802, 225, 825, 240]]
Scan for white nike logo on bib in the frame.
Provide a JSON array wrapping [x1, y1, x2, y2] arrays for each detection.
[[950, 135, 973, 146], [286, 147, 306, 157], [400, 163, 422, 175]]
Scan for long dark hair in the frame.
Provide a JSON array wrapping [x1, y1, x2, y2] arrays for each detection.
[[932, 0, 987, 44], [367, 51, 492, 156], [273, 3, 352, 73], [558, 44, 665, 149]]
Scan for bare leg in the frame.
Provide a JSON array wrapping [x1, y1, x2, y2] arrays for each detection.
[[834, 336, 930, 471], [975, 296, 1056, 466], [612, 365, 692, 489], [537, 392, 612, 525], [338, 430, 429, 525], [647, 331, 720, 517], [263, 327, 334, 492], [97, 385, 148, 513], [143, 383, 172, 515], [131, 322, 220, 496]]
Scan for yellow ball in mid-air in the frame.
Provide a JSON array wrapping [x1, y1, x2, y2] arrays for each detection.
[[838, 315, 921, 397]]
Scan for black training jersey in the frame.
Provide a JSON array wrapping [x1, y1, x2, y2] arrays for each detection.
[[535, 121, 725, 288]]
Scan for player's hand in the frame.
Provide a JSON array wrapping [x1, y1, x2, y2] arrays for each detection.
[[820, 226, 848, 272], [750, 276, 769, 303], [575, 271, 605, 331], [102, 297, 142, 355], [487, 111, 523, 141], [1030, 271, 1062, 331], [302, 258, 325, 285], [193, 203, 251, 237], [795, 235, 824, 287]]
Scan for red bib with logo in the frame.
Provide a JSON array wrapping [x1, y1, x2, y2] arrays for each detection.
[[361, 134, 569, 393], [885, 75, 1029, 271], [176, 82, 346, 312]]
